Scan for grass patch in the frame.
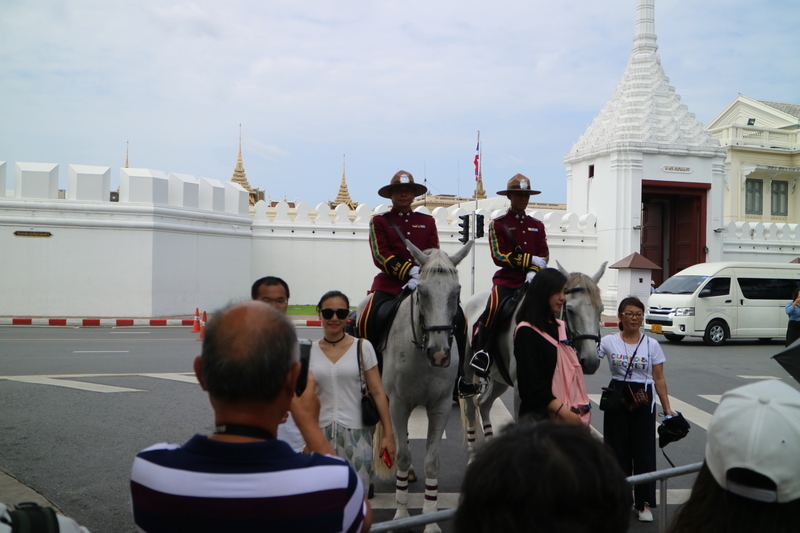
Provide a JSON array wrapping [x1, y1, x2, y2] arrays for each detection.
[[287, 305, 318, 316]]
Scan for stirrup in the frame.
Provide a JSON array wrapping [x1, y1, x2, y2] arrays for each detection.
[[470, 350, 491, 377], [457, 376, 486, 398]]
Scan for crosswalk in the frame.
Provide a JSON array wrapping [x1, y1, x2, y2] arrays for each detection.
[[2, 371, 784, 510]]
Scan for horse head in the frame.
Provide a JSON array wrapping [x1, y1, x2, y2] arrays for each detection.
[[407, 241, 473, 368], [557, 261, 607, 375]]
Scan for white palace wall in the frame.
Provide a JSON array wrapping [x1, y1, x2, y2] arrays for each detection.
[[1, 163, 252, 317], [5, 159, 800, 316]]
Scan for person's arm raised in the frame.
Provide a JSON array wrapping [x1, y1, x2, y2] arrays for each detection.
[[290, 371, 336, 456]]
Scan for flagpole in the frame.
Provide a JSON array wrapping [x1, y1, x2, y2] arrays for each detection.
[[471, 131, 481, 295]]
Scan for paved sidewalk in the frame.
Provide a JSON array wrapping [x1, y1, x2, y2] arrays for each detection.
[[0, 469, 59, 512]]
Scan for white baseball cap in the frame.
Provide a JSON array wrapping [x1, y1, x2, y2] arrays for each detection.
[[706, 380, 800, 503]]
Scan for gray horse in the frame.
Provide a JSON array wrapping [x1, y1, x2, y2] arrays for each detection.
[[358, 241, 472, 533], [460, 261, 606, 460]]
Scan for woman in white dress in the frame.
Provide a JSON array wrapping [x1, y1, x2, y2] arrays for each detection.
[[310, 290, 395, 495]]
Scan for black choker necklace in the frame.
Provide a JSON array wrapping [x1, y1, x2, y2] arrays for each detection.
[[323, 333, 347, 345], [214, 424, 274, 441]]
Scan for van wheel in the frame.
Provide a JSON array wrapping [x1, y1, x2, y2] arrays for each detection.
[[703, 320, 727, 346], [664, 333, 684, 343]]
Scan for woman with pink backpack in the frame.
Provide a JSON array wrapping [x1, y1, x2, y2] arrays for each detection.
[[513, 268, 591, 426]]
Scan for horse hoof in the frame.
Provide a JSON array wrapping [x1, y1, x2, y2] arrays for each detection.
[[408, 467, 417, 483], [423, 523, 442, 533]]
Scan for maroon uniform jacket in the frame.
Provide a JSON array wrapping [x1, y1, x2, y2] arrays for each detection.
[[369, 208, 439, 295], [489, 210, 549, 289]]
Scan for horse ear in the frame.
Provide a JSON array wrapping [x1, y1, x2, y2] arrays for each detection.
[[449, 240, 474, 266], [407, 241, 429, 266], [591, 261, 608, 283], [556, 260, 570, 277]]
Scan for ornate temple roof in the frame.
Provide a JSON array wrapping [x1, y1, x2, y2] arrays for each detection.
[[332, 157, 357, 209], [566, 0, 721, 163], [230, 125, 260, 206]]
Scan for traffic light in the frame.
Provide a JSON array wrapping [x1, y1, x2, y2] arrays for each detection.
[[475, 214, 485, 238], [458, 214, 470, 244]]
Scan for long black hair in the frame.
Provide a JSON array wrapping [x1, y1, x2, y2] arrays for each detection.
[[516, 268, 567, 330]]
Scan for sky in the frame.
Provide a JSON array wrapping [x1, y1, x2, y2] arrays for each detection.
[[1, 0, 798, 209]]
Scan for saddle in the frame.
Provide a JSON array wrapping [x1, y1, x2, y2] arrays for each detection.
[[354, 290, 410, 372], [471, 286, 525, 383]]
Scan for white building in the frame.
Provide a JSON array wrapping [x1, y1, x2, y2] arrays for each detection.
[[564, 0, 726, 295]]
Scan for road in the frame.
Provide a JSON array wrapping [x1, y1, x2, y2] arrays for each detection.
[[0, 325, 796, 532]]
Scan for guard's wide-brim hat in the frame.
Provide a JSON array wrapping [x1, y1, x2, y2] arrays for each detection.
[[378, 170, 427, 198], [496, 173, 541, 196]]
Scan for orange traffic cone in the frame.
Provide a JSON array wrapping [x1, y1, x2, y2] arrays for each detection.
[[196, 311, 207, 341], [190, 308, 201, 333]]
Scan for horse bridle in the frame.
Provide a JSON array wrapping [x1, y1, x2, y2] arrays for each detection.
[[562, 286, 601, 346], [409, 290, 455, 350]]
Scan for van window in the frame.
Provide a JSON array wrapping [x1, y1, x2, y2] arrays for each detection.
[[699, 277, 730, 298], [737, 278, 800, 300], [655, 275, 707, 295]]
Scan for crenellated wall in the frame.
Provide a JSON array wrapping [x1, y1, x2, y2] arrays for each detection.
[[4, 160, 800, 316], [1, 163, 252, 317], [251, 199, 600, 306]]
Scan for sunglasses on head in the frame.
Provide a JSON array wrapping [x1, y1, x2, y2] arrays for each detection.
[[320, 308, 349, 320]]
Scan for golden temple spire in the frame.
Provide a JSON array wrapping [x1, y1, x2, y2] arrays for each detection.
[[125, 140, 129, 168], [473, 169, 486, 199], [230, 124, 259, 205], [332, 154, 357, 209]]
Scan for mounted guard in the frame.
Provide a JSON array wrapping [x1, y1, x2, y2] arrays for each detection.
[[470, 173, 549, 380]]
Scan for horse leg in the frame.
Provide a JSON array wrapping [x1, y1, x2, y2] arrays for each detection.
[[390, 402, 413, 521], [421, 398, 451, 533], [479, 380, 509, 440]]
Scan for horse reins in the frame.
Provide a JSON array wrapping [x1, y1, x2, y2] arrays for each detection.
[[409, 290, 455, 351], [563, 286, 602, 345]]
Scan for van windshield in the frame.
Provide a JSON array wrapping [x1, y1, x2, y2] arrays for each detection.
[[655, 275, 707, 295]]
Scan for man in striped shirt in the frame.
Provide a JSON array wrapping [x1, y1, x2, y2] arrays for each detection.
[[130, 301, 370, 532]]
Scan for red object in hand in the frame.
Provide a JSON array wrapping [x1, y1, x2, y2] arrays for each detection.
[[382, 449, 393, 468]]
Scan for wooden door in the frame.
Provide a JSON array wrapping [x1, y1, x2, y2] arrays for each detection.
[[670, 197, 701, 276], [641, 202, 665, 286]]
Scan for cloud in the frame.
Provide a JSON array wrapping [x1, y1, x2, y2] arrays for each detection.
[[244, 139, 290, 160]]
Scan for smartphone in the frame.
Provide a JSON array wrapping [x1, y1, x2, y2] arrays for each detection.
[[295, 339, 312, 396], [382, 449, 393, 468]]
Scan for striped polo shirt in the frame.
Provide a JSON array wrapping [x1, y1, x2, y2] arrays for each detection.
[[131, 435, 365, 533]]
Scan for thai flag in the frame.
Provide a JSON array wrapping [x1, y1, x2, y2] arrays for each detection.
[[474, 141, 480, 181]]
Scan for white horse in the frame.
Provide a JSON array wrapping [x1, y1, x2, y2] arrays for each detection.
[[358, 241, 472, 533], [460, 261, 606, 459]]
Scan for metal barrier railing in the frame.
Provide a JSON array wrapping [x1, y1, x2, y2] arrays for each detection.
[[370, 462, 703, 533]]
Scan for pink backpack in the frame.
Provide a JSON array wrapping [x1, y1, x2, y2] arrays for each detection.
[[515, 319, 591, 426]]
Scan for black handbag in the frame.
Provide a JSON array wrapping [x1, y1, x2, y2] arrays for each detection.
[[600, 336, 645, 412], [356, 339, 380, 427], [599, 385, 623, 412]]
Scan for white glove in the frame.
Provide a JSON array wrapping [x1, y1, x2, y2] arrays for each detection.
[[531, 256, 547, 271], [525, 271, 536, 284], [404, 278, 419, 290], [403, 266, 421, 290]]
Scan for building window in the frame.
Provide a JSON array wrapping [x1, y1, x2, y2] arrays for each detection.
[[772, 181, 788, 216], [588, 165, 594, 178], [745, 179, 763, 215]]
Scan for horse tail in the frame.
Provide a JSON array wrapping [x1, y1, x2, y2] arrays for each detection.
[[372, 421, 394, 480]]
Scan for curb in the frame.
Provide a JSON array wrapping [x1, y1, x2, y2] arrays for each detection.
[[0, 317, 323, 327]]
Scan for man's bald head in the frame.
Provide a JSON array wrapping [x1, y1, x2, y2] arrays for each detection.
[[200, 301, 297, 404]]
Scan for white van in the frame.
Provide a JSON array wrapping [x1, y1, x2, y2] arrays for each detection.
[[645, 262, 800, 346]]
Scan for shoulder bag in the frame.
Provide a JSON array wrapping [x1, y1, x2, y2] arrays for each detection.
[[356, 339, 381, 427]]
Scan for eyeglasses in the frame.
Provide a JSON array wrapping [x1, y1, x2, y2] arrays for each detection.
[[622, 312, 644, 319], [320, 308, 349, 320], [261, 298, 288, 305]]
